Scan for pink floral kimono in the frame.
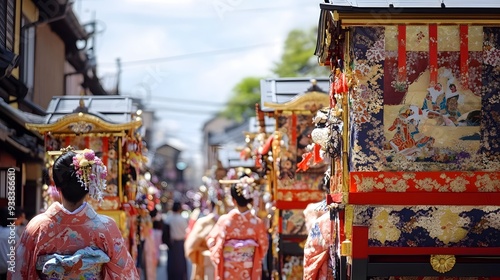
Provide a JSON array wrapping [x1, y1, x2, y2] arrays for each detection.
[[185, 213, 218, 280], [10, 202, 139, 280], [303, 211, 336, 280], [206, 209, 269, 280]]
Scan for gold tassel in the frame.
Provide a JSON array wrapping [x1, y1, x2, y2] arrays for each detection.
[[341, 205, 354, 256], [341, 239, 352, 256]]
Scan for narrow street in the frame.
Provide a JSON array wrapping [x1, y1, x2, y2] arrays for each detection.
[[140, 245, 168, 280], [156, 246, 168, 280], [140, 245, 192, 280]]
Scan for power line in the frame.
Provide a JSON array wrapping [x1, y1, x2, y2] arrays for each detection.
[[230, 3, 317, 13], [98, 42, 278, 67], [152, 97, 225, 107], [147, 97, 258, 114], [149, 106, 222, 115], [152, 112, 214, 118], [148, 96, 251, 107]]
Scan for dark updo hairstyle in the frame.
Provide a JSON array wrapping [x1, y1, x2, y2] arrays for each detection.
[[172, 201, 182, 212], [230, 184, 252, 207], [52, 151, 89, 203]]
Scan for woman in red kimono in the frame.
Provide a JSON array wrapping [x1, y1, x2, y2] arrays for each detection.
[[10, 147, 139, 280], [206, 178, 269, 280]]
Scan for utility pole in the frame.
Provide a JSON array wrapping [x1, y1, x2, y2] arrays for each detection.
[[116, 58, 121, 95]]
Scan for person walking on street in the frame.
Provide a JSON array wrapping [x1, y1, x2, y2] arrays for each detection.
[[206, 178, 269, 280], [185, 200, 220, 280], [163, 201, 188, 280]]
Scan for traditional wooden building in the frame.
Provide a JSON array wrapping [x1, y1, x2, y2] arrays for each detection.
[[0, 0, 109, 218]]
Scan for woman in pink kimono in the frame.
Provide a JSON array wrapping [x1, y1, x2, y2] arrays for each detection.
[[206, 178, 269, 280], [10, 147, 139, 280], [303, 211, 336, 280]]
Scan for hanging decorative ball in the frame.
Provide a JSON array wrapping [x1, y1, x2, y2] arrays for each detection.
[[311, 127, 330, 149]]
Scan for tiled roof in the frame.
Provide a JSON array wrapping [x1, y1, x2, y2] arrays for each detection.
[[260, 77, 329, 112], [324, 0, 500, 8], [43, 95, 140, 124]]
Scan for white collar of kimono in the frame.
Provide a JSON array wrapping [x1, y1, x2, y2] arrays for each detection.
[[233, 208, 250, 215], [58, 202, 87, 215]]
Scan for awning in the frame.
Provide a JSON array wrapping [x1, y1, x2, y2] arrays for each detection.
[[0, 99, 44, 160], [315, 1, 500, 64]]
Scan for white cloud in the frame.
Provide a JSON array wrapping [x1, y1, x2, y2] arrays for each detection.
[[123, 0, 195, 3], [75, 0, 321, 172]]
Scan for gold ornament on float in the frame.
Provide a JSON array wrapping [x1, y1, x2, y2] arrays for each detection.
[[430, 254, 456, 273]]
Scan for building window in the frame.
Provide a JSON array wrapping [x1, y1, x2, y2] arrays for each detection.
[[0, 0, 16, 50], [20, 16, 35, 101], [0, 168, 19, 199]]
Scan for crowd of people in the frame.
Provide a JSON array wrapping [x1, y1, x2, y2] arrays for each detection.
[[2, 147, 270, 280], [160, 178, 269, 280]]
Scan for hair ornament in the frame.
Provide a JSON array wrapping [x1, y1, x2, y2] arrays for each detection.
[[235, 176, 254, 200], [72, 148, 107, 201], [60, 145, 75, 154]]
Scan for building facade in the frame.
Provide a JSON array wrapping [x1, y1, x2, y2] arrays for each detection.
[[0, 0, 109, 218]]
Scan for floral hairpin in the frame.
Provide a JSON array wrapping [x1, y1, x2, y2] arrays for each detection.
[[72, 149, 107, 201], [60, 145, 75, 154], [235, 176, 254, 200]]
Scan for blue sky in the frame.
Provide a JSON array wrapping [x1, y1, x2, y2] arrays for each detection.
[[74, 0, 321, 167]]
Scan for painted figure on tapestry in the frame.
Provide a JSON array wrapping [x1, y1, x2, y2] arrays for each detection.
[[421, 83, 444, 112], [443, 91, 461, 124], [10, 147, 139, 280], [206, 180, 269, 280], [348, 25, 499, 171], [416, 70, 480, 128], [387, 105, 435, 156], [385, 66, 481, 161]]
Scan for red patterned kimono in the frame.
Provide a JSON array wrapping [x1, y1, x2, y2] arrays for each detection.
[[303, 212, 335, 280], [10, 202, 139, 280], [206, 209, 269, 280]]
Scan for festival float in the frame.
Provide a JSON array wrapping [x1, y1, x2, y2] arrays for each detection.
[[26, 95, 149, 261], [303, 1, 500, 279], [259, 78, 332, 279]]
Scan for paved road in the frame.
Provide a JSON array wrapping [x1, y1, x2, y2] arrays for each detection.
[[156, 245, 168, 279], [141, 244, 192, 280], [140, 244, 168, 280]]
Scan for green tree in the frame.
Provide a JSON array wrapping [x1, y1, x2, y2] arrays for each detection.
[[272, 27, 329, 77], [221, 27, 327, 121], [220, 76, 261, 122]]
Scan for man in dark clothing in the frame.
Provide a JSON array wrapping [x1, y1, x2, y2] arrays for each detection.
[[163, 201, 188, 280]]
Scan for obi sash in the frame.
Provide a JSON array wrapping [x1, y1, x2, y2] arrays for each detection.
[[35, 247, 110, 280], [223, 239, 258, 264]]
